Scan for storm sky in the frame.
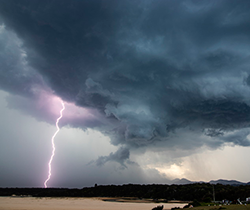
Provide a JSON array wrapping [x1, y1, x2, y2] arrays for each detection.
[[1, 0, 250, 188]]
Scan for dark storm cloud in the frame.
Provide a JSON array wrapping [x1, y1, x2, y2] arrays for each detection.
[[1, 0, 250, 165], [0, 23, 46, 98]]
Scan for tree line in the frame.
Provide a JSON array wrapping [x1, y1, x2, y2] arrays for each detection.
[[1, 183, 250, 202]]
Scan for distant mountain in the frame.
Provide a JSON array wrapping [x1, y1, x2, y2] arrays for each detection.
[[209, 179, 250, 186], [170, 178, 194, 185], [170, 178, 250, 186]]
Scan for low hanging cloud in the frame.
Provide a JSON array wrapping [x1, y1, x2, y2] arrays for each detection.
[[95, 147, 131, 169], [1, 0, 250, 166]]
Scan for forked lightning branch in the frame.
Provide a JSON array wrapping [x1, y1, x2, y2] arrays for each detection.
[[44, 101, 65, 188]]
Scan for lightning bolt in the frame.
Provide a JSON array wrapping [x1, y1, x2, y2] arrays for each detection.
[[44, 101, 65, 188]]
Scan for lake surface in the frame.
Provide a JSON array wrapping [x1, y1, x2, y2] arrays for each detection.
[[0, 197, 187, 210]]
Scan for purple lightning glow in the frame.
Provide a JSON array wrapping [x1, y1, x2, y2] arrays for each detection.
[[44, 101, 65, 188]]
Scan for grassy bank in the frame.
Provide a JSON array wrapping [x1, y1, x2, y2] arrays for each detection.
[[191, 204, 250, 210]]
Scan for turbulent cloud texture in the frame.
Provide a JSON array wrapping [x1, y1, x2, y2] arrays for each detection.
[[1, 0, 250, 166]]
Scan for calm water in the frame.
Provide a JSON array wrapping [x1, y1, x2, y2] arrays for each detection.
[[0, 197, 188, 210]]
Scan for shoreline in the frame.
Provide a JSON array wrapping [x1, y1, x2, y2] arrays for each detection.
[[101, 197, 189, 203]]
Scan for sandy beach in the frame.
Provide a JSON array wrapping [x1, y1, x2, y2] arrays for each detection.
[[0, 197, 187, 210]]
